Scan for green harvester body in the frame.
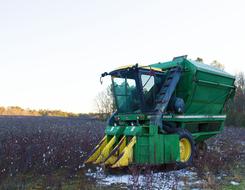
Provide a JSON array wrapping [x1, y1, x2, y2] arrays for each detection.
[[85, 56, 236, 168]]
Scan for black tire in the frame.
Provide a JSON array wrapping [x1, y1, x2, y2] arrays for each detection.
[[176, 129, 195, 169], [162, 121, 178, 133]]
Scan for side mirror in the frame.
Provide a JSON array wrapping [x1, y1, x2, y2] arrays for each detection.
[[100, 72, 109, 84]]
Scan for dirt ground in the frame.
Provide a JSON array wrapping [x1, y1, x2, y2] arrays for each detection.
[[0, 116, 244, 189]]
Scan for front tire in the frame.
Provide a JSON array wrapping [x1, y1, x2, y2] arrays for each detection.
[[176, 129, 195, 169]]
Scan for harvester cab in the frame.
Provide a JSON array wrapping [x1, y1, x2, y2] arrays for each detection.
[[85, 55, 236, 169]]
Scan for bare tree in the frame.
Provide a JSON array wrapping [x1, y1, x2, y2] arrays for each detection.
[[196, 57, 204, 62], [210, 60, 225, 70], [225, 72, 245, 127], [234, 72, 245, 112], [236, 72, 245, 89], [94, 85, 115, 119]]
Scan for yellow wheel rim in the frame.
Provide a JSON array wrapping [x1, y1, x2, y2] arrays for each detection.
[[179, 138, 191, 162]]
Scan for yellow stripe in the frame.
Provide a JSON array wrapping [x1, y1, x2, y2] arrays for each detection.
[[113, 65, 162, 72], [94, 136, 116, 164], [84, 136, 107, 164], [111, 136, 136, 168], [104, 136, 126, 165], [140, 66, 163, 72]]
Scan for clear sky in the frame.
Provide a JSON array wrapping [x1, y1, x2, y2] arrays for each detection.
[[0, 0, 244, 113]]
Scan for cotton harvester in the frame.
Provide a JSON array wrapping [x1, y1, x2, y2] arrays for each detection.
[[84, 55, 235, 168]]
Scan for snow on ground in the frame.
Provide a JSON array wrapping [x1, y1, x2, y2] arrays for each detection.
[[85, 166, 205, 190]]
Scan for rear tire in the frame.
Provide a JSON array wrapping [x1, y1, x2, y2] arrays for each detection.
[[176, 129, 195, 169]]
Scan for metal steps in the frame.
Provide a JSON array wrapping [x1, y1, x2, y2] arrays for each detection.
[[151, 67, 182, 127]]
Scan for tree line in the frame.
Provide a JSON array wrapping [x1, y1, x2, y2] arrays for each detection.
[[0, 106, 79, 117]]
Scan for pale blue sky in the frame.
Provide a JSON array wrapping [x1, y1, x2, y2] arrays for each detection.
[[0, 0, 244, 113]]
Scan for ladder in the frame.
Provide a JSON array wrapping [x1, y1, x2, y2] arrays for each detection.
[[150, 66, 182, 128]]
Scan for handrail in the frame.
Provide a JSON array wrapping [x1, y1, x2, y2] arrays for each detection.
[[196, 79, 235, 89]]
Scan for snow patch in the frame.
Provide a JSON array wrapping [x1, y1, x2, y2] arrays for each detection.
[[230, 181, 240, 186], [85, 167, 205, 190]]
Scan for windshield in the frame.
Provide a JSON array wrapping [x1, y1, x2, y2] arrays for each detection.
[[141, 74, 156, 111], [141, 73, 164, 111], [112, 77, 140, 113]]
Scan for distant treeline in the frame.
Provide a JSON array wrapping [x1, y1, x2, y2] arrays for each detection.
[[0, 106, 79, 117], [225, 72, 245, 127]]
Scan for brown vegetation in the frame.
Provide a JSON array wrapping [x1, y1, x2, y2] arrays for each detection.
[[0, 116, 105, 181], [0, 106, 79, 117], [194, 127, 245, 189]]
